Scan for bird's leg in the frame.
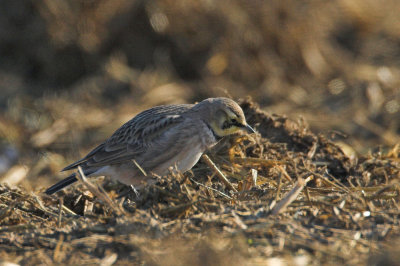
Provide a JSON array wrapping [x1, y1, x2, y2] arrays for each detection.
[[116, 184, 140, 199], [130, 185, 140, 198]]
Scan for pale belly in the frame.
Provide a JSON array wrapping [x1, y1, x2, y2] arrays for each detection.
[[89, 144, 204, 186], [89, 164, 150, 186], [175, 144, 203, 173], [152, 143, 204, 175]]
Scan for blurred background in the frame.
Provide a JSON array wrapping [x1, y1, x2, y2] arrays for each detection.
[[0, 0, 399, 190]]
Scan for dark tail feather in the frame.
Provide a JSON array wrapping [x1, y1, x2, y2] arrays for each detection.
[[45, 174, 77, 195]]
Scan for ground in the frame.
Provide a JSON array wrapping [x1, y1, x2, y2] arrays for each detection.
[[0, 0, 399, 265]]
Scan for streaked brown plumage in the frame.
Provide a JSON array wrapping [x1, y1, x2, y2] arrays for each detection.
[[45, 97, 255, 195]]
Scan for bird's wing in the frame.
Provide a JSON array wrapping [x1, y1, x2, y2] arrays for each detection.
[[62, 104, 193, 171]]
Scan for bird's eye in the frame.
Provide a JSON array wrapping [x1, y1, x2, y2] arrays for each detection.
[[222, 118, 240, 129], [230, 118, 242, 127]]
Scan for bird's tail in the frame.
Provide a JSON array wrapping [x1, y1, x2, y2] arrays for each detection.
[[45, 173, 77, 195]]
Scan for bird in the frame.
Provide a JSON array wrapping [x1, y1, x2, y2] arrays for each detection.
[[45, 97, 255, 195]]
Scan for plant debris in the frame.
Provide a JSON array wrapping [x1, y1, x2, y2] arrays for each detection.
[[0, 99, 399, 265], [1, 0, 400, 264]]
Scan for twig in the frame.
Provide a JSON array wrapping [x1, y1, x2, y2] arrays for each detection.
[[277, 165, 293, 182], [100, 253, 118, 266], [275, 171, 283, 202], [58, 197, 63, 228], [307, 141, 318, 159], [324, 170, 350, 192], [202, 154, 237, 192], [62, 205, 78, 216], [370, 183, 400, 197], [314, 173, 349, 193], [32, 194, 61, 218], [53, 233, 64, 262], [231, 210, 248, 230], [238, 169, 258, 200], [231, 157, 285, 166], [76, 166, 124, 215], [271, 175, 313, 215], [304, 186, 313, 207], [251, 169, 258, 186], [190, 178, 232, 200], [132, 159, 147, 176]]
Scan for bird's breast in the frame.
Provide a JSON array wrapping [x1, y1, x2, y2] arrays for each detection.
[[197, 120, 219, 148], [175, 144, 204, 173]]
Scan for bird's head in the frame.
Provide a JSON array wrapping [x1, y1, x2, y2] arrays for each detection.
[[195, 97, 255, 138]]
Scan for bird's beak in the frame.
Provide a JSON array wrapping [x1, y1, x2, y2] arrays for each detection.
[[243, 124, 255, 134]]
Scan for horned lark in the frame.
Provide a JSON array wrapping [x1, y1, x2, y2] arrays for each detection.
[[45, 97, 255, 195]]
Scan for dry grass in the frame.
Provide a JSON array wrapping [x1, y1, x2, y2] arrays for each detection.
[[0, 0, 400, 264], [0, 100, 399, 265]]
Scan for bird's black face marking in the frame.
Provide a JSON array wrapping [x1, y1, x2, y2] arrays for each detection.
[[210, 105, 252, 137], [222, 120, 229, 129], [204, 120, 223, 141], [222, 118, 245, 130]]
